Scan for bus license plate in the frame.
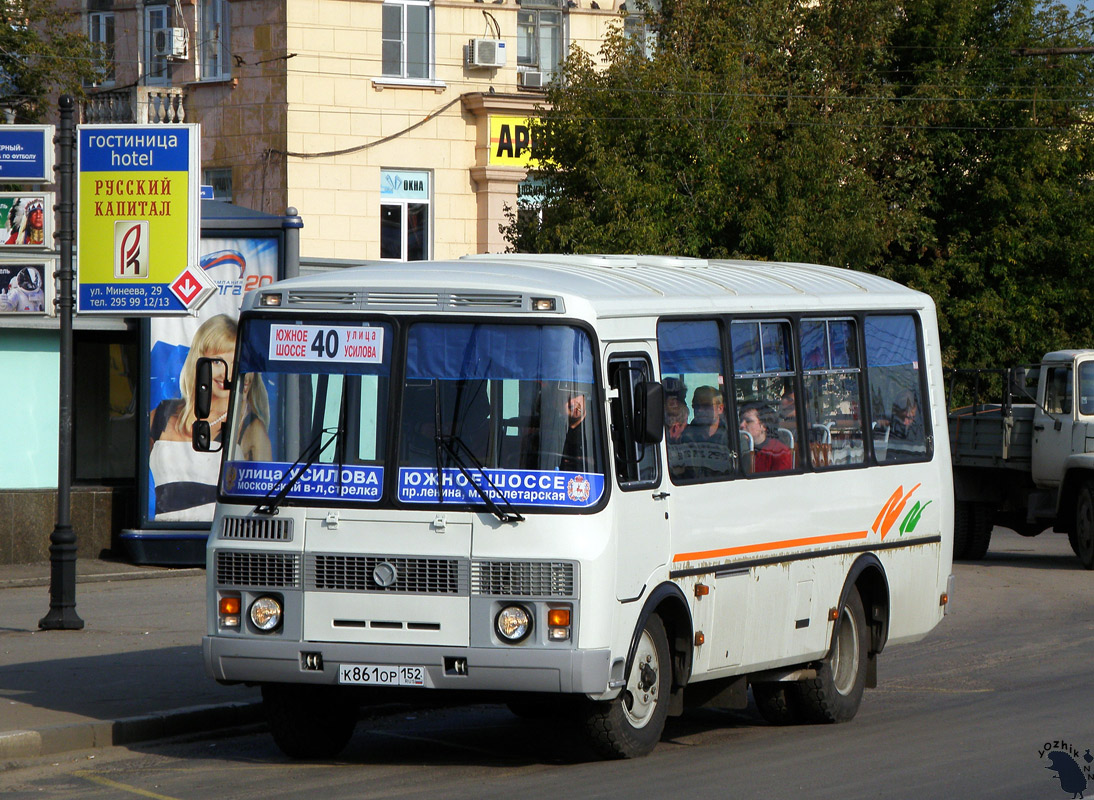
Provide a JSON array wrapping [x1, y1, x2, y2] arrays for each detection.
[[338, 664, 425, 686]]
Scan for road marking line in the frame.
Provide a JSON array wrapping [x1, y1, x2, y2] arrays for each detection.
[[74, 770, 183, 800]]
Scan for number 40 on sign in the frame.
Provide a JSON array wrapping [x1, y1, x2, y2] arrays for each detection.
[[268, 324, 384, 364]]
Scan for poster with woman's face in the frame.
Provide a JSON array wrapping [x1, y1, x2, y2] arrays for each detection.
[[146, 237, 278, 524]]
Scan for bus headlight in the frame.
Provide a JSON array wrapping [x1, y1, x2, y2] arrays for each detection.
[[250, 596, 283, 632], [495, 605, 532, 643]]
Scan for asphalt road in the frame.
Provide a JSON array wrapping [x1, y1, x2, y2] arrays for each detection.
[[2, 528, 1092, 800]]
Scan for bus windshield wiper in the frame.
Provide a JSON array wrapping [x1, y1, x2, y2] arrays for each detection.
[[435, 433, 524, 524], [255, 425, 341, 516]]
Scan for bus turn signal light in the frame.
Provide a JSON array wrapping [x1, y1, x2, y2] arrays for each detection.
[[548, 608, 570, 627], [220, 597, 241, 615]]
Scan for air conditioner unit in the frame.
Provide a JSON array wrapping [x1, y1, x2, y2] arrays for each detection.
[[467, 38, 507, 68], [519, 70, 546, 89], [153, 27, 188, 60]]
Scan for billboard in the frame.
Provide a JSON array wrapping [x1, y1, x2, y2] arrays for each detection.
[[76, 124, 206, 314], [145, 236, 278, 524], [0, 193, 54, 248], [0, 261, 53, 314], [0, 125, 54, 182]]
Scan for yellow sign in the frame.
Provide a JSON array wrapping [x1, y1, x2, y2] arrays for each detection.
[[77, 124, 201, 314], [489, 116, 539, 168]]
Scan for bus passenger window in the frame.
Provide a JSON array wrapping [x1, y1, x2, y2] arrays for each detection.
[[865, 314, 929, 462], [801, 319, 864, 467], [657, 320, 733, 482], [730, 320, 799, 473]]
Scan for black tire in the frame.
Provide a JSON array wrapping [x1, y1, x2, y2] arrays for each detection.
[[752, 682, 804, 726], [263, 683, 358, 759], [580, 614, 671, 759], [797, 588, 868, 724], [953, 501, 972, 559], [1073, 481, 1094, 570], [962, 503, 993, 561]]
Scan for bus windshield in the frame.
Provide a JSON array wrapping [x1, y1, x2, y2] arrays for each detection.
[[220, 318, 605, 511]]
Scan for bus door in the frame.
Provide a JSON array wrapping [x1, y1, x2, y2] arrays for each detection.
[[607, 348, 670, 601]]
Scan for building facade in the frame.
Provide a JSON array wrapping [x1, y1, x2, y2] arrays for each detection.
[[81, 0, 625, 259]]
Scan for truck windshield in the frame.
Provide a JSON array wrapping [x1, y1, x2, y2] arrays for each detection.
[[220, 318, 605, 510]]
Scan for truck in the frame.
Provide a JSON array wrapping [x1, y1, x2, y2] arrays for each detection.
[[948, 350, 1094, 568]]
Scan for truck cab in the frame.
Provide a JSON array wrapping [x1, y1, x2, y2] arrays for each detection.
[[948, 350, 1094, 568]]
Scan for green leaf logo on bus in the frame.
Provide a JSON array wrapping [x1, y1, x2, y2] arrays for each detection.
[[872, 484, 931, 539]]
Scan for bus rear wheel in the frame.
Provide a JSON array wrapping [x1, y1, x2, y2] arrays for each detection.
[[797, 588, 868, 724], [580, 614, 670, 759], [263, 683, 358, 759]]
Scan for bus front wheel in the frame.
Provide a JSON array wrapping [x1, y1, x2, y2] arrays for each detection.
[[580, 614, 671, 759], [797, 587, 868, 723], [263, 683, 358, 759]]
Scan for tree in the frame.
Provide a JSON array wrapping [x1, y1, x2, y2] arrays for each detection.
[[505, 0, 1094, 368], [0, 0, 106, 123]]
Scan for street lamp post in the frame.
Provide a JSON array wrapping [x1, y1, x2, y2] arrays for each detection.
[[39, 94, 84, 631]]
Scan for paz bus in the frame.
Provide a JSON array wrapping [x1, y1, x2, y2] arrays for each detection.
[[196, 254, 954, 760]]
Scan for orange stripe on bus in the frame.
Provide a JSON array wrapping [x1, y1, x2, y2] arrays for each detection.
[[672, 530, 870, 564]]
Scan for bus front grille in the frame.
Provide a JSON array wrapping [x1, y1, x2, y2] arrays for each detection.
[[220, 516, 293, 542], [215, 551, 301, 588], [306, 554, 467, 594], [470, 561, 577, 598]]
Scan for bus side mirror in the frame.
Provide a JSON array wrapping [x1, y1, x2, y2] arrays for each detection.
[[195, 357, 214, 420], [634, 381, 664, 445], [192, 419, 213, 452], [192, 357, 225, 453]]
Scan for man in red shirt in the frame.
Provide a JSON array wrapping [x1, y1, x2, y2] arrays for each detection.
[[739, 403, 793, 473]]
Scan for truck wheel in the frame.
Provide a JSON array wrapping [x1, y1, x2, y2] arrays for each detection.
[[962, 503, 993, 561], [953, 501, 971, 559], [797, 588, 868, 723], [1073, 482, 1094, 570], [580, 614, 671, 759], [263, 683, 358, 759]]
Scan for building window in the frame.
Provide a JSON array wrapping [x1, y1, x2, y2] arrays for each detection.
[[200, 0, 230, 80], [88, 9, 115, 85], [143, 4, 170, 85], [203, 168, 232, 202], [380, 170, 430, 261], [382, 0, 431, 80], [517, 3, 564, 77]]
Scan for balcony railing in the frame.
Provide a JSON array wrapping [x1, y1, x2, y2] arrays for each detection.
[[82, 86, 187, 124]]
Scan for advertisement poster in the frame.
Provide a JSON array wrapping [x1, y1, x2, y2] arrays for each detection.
[[76, 124, 201, 314], [0, 193, 53, 247], [0, 262, 51, 313], [146, 237, 278, 523]]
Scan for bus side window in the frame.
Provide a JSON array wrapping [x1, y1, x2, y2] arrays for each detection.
[[608, 356, 660, 487], [865, 314, 930, 462], [657, 319, 733, 482]]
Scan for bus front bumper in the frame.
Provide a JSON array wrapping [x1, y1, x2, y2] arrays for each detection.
[[203, 636, 613, 695]]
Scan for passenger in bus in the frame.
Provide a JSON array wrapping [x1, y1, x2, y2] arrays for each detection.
[[888, 389, 923, 441], [739, 402, 793, 473], [682, 386, 732, 476], [560, 389, 591, 472], [663, 384, 690, 478], [779, 388, 797, 427]]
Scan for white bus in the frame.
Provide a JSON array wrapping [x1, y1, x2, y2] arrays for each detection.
[[198, 254, 954, 760]]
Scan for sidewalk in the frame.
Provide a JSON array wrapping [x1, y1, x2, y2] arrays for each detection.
[[0, 558, 263, 760]]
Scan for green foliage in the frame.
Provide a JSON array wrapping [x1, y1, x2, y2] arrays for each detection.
[[504, 0, 1094, 369], [0, 0, 106, 122]]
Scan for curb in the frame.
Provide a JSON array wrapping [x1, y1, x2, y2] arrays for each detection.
[[0, 701, 263, 760], [0, 568, 205, 591]]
